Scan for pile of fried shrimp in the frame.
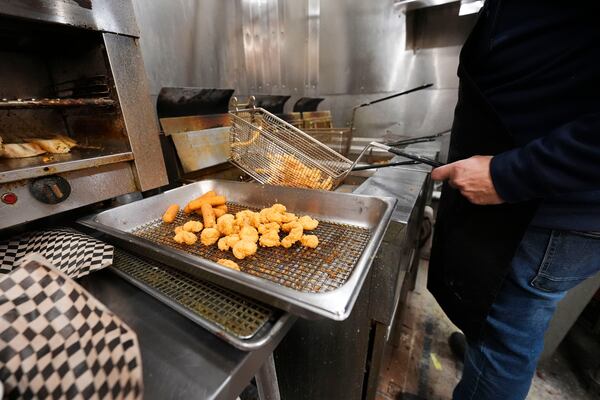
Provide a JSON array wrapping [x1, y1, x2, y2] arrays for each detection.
[[162, 190, 320, 271]]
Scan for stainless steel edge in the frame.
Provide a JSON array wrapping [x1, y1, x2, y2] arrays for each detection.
[[0, 0, 140, 37], [109, 267, 292, 351], [0, 152, 134, 185], [78, 180, 397, 320], [1, 162, 137, 230], [103, 33, 168, 191]]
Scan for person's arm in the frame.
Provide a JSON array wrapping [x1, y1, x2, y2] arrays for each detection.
[[491, 112, 600, 202], [431, 112, 600, 205]]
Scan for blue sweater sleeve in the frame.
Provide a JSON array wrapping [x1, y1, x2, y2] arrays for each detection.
[[490, 112, 600, 203]]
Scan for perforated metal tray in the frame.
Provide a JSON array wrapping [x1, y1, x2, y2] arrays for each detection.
[[79, 180, 396, 320], [110, 249, 292, 351]]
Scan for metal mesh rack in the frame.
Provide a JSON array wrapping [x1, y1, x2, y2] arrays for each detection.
[[130, 203, 371, 293], [112, 249, 273, 339], [229, 108, 353, 190]]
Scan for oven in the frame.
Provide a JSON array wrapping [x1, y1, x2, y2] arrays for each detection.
[[0, 2, 167, 229]]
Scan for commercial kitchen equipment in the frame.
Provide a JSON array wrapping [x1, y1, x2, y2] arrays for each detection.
[[0, 3, 295, 399], [0, 4, 167, 229]]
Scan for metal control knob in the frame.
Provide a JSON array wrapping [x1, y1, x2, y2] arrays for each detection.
[[29, 176, 71, 205]]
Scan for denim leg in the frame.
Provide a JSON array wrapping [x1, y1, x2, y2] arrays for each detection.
[[453, 227, 600, 400]]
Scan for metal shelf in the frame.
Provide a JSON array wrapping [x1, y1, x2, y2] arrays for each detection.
[[0, 148, 133, 184], [0, 97, 116, 110]]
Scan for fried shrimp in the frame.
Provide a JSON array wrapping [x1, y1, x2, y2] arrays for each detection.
[[216, 214, 236, 236], [183, 220, 203, 233], [218, 234, 241, 251], [259, 230, 281, 247], [281, 222, 303, 248], [217, 259, 240, 271], [233, 240, 257, 259], [200, 228, 220, 246], [298, 215, 319, 230], [173, 231, 197, 245], [239, 225, 259, 243], [300, 234, 319, 248]]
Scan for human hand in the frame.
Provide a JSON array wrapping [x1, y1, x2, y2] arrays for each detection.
[[431, 155, 504, 205]]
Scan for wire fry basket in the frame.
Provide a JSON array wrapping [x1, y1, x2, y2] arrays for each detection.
[[229, 98, 353, 191]]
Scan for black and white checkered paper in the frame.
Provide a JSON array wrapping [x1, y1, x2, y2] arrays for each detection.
[[0, 228, 113, 278], [0, 254, 143, 399]]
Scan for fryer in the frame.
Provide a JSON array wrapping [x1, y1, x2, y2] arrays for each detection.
[[0, 5, 167, 229], [79, 179, 397, 320]]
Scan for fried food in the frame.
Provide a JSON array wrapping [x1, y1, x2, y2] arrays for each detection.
[[201, 203, 216, 228], [281, 212, 298, 223], [174, 226, 184, 234], [300, 234, 319, 248], [265, 154, 334, 190], [281, 222, 303, 248], [263, 208, 283, 224], [258, 222, 280, 235], [259, 230, 280, 247], [200, 228, 220, 246], [185, 190, 216, 213], [183, 220, 203, 233], [218, 234, 241, 251], [298, 215, 319, 231], [239, 225, 259, 243], [232, 240, 258, 260], [235, 210, 255, 226], [213, 207, 227, 218], [217, 214, 236, 236], [271, 204, 286, 214], [217, 258, 240, 271], [162, 204, 180, 223], [0, 143, 46, 158], [215, 204, 228, 213], [189, 195, 226, 211], [173, 230, 197, 245], [25, 137, 76, 154]]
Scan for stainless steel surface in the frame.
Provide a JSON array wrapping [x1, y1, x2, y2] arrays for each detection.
[[79, 179, 397, 320], [131, 0, 473, 142], [79, 268, 296, 400], [0, 150, 133, 184], [171, 127, 230, 173], [229, 107, 352, 190], [0, 97, 115, 109], [0, 0, 140, 37], [111, 249, 291, 351], [255, 354, 281, 400], [103, 33, 168, 191], [0, 162, 137, 230]]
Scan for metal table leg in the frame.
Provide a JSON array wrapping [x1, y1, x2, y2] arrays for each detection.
[[255, 354, 281, 400]]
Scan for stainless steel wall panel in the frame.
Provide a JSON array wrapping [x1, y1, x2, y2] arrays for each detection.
[[131, 0, 474, 140], [0, 0, 139, 36]]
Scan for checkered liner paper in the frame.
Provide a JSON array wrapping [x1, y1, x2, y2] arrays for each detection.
[[0, 228, 113, 278], [0, 254, 143, 399]]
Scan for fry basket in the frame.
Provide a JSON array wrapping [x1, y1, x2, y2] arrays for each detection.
[[228, 98, 353, 191]]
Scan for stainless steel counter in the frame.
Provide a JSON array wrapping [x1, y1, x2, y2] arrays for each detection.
[[79, 269, 296, 400]]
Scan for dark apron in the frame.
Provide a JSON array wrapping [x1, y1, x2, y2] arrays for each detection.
[[427, 60, 540, 341]]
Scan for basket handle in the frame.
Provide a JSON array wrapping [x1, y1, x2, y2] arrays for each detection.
[[229, 96, 257, 112]]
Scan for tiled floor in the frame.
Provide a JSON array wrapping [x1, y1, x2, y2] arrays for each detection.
[[375, 259, 597, 400]]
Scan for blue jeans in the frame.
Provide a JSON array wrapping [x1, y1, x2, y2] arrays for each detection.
[[453, 227, 600, 400]]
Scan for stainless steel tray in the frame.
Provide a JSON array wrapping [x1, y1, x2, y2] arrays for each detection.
[[110, 248, 292, 351], [79, 180, 396, 320]]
